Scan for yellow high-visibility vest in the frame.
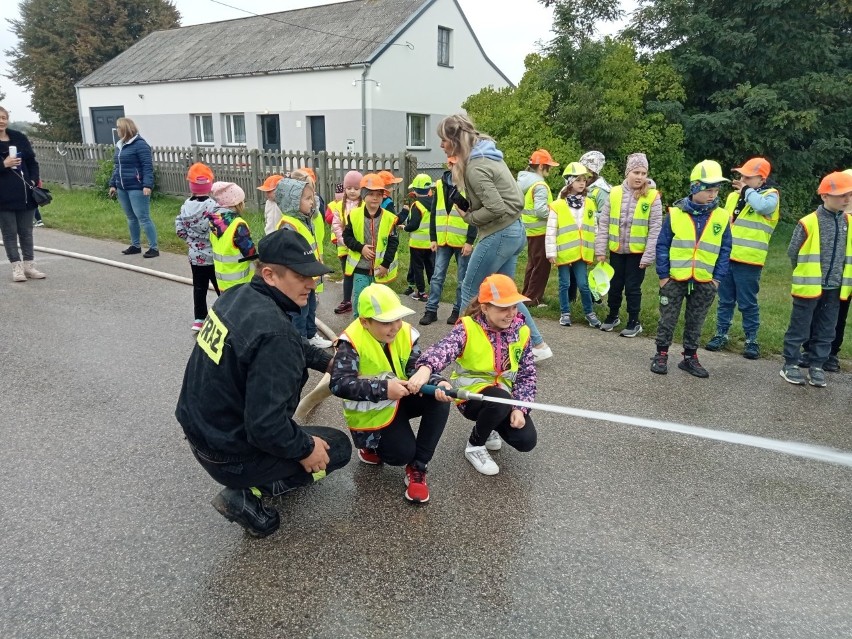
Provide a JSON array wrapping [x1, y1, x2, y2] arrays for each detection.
[[550, 199, 595, 265], [328, 200, 350, 258], [791, 212, 852, 300], [724, 189, 780, 267], [211, 217, 252, 290], [521, 180, 553, 237], [277, 214, 324, 293], [607, 186, 658, 253], [450, 316, 531, 395], [668, 206, 729, 282], [340, 319, 413, 430], [344, 206, 399, 283], [408, 201, 432, 249], [433, 179, 469, 248]]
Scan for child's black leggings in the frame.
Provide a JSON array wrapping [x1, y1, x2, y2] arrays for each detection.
[[191, 264, 220, 320], [464, 386, 537, 451]]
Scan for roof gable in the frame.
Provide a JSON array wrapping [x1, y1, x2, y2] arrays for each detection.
[[77, 0, 431, 88]]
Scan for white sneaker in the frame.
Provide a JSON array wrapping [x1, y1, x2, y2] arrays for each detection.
[[465, 444, 499, 475], [532, 343, 553, 363], [308, 334, 333, 349], [485, 431, 502, 451]]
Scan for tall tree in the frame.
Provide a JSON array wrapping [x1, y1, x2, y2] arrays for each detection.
[[7, 0, 180, 141]]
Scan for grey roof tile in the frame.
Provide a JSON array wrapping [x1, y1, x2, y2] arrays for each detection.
[[77, 0, 430, 87]]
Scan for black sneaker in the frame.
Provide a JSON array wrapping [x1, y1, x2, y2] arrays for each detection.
[[211, 487, 280, 538], [600, 316, 621, 332], [143, 249, 160, 258], [446, 309, 459, 324], [678, 354, 709, 378], [402, 286, 415, 296], [419, 310, 438, 326], [742, 341, 760, 360], [121, 245, 142, 255], [650, 352, 668, 375], [823, 355, 840, 373]]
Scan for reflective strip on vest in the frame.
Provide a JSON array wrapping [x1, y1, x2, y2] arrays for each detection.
[[211, 218, 252, 290], [667, 206, 729, 283], [521, 180, 552, 237], [608, 186, 657, 253], [340, 321, 413, 430], [791, 212, 852, 300], [328, 200, 350, 257], [344, 206, 399, 283], [408, 200, 432, 249], [450, 316, 531, 395], [549, 199, 593, 265], [725, 190, 780, 266], [434, 180, 469, 247], [277, 213, 324, 293]]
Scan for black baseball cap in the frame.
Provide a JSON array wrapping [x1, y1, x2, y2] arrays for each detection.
[[257, 229, 333, 277]]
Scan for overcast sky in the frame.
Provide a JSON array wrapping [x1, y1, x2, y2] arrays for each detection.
[[0, 0, 628, 122]]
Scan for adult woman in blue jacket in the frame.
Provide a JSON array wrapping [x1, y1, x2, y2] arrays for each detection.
[[0, 105, 46, 282], [108, 118, 158, 257]]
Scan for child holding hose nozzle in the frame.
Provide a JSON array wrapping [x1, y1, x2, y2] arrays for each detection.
[[408, 274, 538, 476]]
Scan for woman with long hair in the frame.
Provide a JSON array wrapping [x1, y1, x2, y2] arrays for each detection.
[[436, 114, 552, 362], [108, 117, 158, 257]]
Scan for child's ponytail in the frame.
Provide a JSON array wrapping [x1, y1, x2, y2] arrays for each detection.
[[461, 297, 483, 318]]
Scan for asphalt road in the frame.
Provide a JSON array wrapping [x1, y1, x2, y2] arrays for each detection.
[[2, 229, 850, 638]]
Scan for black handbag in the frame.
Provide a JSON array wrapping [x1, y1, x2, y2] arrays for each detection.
[[16, 171, 52, 206]]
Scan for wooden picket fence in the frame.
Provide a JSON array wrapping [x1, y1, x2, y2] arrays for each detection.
[[31, 141, 419, 208]]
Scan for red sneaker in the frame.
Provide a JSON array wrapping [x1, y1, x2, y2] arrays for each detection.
[[334, 300, 352, 314], [357, 448, 382, 465], [404, 464, 430, 503]]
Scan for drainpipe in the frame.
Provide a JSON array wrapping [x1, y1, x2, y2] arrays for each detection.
[[361, 64, 370, 154], [74, 84, 86, 143]]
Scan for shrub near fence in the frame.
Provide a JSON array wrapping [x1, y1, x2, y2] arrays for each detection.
[[32, 141, 419, 209]]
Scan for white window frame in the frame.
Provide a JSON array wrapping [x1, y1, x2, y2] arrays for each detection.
[[192, 114, 214, 145], [407, 113, 428, 149], [437, 26, 452, 67], [224, 113, 247, 145]]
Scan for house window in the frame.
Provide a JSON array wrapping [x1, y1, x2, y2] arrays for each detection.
[[437, 26, 451, 66], [192, 114, 214, 144], [407, 114, 427, 148], [224, 113, 246, 145]]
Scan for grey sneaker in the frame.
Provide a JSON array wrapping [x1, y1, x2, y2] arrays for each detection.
[[779, 364, 806, 385], [620, 320, 642, 338], [585, 312, 602, 328], [808, 367, 827, 387], [559, 312, 572, 326], [600, 316, 621, 332], [705, 334, 729, 351]]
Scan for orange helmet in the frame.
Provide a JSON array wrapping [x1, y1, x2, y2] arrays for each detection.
[[186, 162, 214, 184], [732, 157, 771, 179], [300, 167, 317, 182], [257, 174, 284, 191], [817, 171, 852, 196], [478, 274, 530, 308], [360, 173, 389, 192], [529, 149, 559, 167], [377, 170, 403, 185]]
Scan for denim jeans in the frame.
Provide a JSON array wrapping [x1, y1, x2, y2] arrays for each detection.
[[460, 218, 544, 346], [352, 273, 375, 319], [117, 188, 158, 250], [715, 261, 762, 339], [291, 290, 318, 339], [426, 245, 469, 313], [558, 262, 593, 315], [0, 208, 35, 262]]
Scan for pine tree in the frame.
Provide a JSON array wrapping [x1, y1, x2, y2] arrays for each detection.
[[7, 0, 180, 141]]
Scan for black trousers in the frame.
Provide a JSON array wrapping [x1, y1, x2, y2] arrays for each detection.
[[190, 426, 352, 497], [353, 393, 450, 470], [803, 296, 850, 357], [463, 386, 537, 451], [783, 289, 841, 367], [339, 256, 353, 303], [191, 264, 221, 320], [607, 252, 646, 322], [409, 247, 435, 293]]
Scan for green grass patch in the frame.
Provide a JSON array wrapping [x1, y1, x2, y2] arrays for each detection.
[[41, 184, 844, 358]]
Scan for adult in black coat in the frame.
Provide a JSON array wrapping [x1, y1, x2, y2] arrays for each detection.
[[0, 106, 45, 282]]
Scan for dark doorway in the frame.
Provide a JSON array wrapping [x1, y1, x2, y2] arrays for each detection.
[[260, 114, 280, 151], [91, 106, 125, 144], [308, 116, 326, 152]]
